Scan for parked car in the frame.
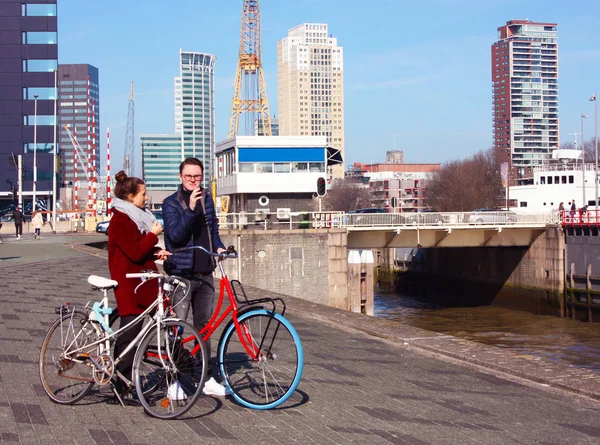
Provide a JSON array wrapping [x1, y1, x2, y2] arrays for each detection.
[[468, 208, 517, 224], [96, 220, 110, 234], [402, 209, 450, 225], [96, 209, 164, 235]]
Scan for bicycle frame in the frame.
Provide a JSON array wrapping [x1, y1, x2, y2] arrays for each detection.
[[181, 257, 285, 361], [57, 274, 179, 382]]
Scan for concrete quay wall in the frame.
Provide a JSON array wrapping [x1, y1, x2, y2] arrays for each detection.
[[219, 229, 348, 309], [397, 226, 565, 306]]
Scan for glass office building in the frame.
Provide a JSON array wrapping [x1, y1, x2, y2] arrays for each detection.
[[141, 134, 182, 190], [142, 50, 216, 190], [0, 1, 58, 203]]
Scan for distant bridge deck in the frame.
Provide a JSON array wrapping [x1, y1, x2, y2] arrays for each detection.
[[218, 211, 559, 248]]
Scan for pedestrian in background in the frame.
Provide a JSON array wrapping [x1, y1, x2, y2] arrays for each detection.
[[108, 170, 170, 402], [162, 157, 229, 397], [32, 211, 44, 239], [13, 205, 23, 240]]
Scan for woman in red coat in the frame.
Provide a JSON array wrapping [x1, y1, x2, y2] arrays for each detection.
[[108, 171, 169, 398]]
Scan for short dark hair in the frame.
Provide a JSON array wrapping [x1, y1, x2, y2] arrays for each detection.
[[179, 157, 204, 174]]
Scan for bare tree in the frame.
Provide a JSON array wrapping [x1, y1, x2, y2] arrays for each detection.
[[322, 178, 373, 212], [561, 139, 596, 163], [427, 148, 504, 212]]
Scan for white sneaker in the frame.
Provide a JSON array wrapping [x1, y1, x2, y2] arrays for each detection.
[[167, 381, 188, 401], [202, 377, 231, 397]]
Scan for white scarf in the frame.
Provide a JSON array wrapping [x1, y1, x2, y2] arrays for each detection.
[[111, 197, 156, 235]]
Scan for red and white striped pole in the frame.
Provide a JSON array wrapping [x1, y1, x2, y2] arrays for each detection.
[[106, 127, 111, 215], [86, 76, 92, 216], [92, 98, 97, 217], [73, 126, 79, 213]]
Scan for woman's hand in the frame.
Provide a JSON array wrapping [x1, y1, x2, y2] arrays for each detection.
[[216, 247, 227, 254], [151, 220, 163, 236], [154, 249, 171, 261]]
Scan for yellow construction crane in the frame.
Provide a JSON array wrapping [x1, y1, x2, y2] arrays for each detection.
[[228, 0, 272, 137]]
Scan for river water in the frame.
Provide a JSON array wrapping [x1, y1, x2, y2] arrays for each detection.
[[375, 288, 600, 373]]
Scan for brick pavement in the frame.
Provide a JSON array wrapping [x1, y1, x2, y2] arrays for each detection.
[[0, 239, 599, 444]]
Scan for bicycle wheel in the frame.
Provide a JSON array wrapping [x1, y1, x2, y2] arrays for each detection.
[[39, 310, 97, 404], [218, 309, 304, 409], [133, 319, 207, 420]]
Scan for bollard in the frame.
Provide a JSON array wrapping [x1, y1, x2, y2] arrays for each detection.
[[347, 250, 361, 313]]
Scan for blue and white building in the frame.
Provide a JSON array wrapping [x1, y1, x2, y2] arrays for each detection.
[[215, 136, 334, 213]]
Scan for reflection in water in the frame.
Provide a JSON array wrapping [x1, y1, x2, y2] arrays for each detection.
[[375, 289, 600, 373]]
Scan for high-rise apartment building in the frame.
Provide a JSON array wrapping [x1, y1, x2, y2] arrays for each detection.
[[492, 20, 559, 182], [57, 64, 100, 186], [142, 50, 216, 191], [278, 23, 345, 178], [0, 1, 58, 204]]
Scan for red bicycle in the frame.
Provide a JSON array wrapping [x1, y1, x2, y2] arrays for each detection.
[[173, 245, 304, 409]]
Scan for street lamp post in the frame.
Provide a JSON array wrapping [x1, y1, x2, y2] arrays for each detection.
[[33, 94, 39, 213], [582, 113, 588, 206], [591, 94, 598, 207], [52, 69, 57, 231]]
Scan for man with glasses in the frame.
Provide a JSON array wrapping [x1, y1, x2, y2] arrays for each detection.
[[162, 157, 229, 396]]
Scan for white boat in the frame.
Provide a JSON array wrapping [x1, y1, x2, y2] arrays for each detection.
[[509, 149, 598, 214]]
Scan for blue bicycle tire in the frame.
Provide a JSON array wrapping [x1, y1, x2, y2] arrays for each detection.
[[218, 309, 303, 410]]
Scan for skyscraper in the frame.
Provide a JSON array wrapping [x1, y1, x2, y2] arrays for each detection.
[[278, 23, 345, 178], [492, 20, 559, 183], [142, 50, 216, 191], [0, 1, 58, 205], [57, 64, 100, 186], [175, 50, 216, 182]]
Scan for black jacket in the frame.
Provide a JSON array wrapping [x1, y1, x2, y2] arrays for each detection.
[[162, 187, 225, 276]]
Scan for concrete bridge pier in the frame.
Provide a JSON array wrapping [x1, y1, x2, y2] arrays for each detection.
[[348, 250, 374, 315]]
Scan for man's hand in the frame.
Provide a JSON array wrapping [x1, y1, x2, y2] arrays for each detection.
[[216, 247, 226, 254], [189, 187, 202, 211]]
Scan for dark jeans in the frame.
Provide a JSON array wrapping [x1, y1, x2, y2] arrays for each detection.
[[173, 275, 216, 376], [14, 223, 22, 236], [114, 315, 144, 384]]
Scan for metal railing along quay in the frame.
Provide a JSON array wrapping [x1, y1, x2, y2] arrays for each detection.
[[216, 211, 559, 230]]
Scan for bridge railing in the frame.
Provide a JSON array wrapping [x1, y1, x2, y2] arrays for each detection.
[[216, 211, 559, 230]]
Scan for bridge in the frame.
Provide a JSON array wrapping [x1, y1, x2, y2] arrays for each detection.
[[217, 210, 559, 249]]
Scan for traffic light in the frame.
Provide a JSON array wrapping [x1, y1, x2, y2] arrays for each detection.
[[317, 177, 327, 197]]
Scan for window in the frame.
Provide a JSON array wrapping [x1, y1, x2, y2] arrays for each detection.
[[520, 202, 528, 207], [309, 162, 324, 172], [256, 163, 273, 173], [569, 175, 574, 184], [24, 115, 56, 126], [23, 87, 56, 100], [23, 32, 57, 44], [239, 163, 254, 173], [22, 4, 57, 16], [554, 176, 559, 184], [561, 176, 567, 184], [540, 176, 545, 184], [274, 163, 291, 173], [292, 162, 308, 172], [547, 176, 552, 184], [23, 59, 57, 72]]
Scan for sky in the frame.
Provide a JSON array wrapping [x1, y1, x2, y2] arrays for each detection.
[[57, 0, 600, 175]]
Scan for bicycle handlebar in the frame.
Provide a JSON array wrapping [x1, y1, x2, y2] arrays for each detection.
[[126, 272, 188, 288], [173, 245, 238, 260]]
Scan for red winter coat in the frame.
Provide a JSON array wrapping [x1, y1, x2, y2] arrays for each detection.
[[108, 209, 160, 316]]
